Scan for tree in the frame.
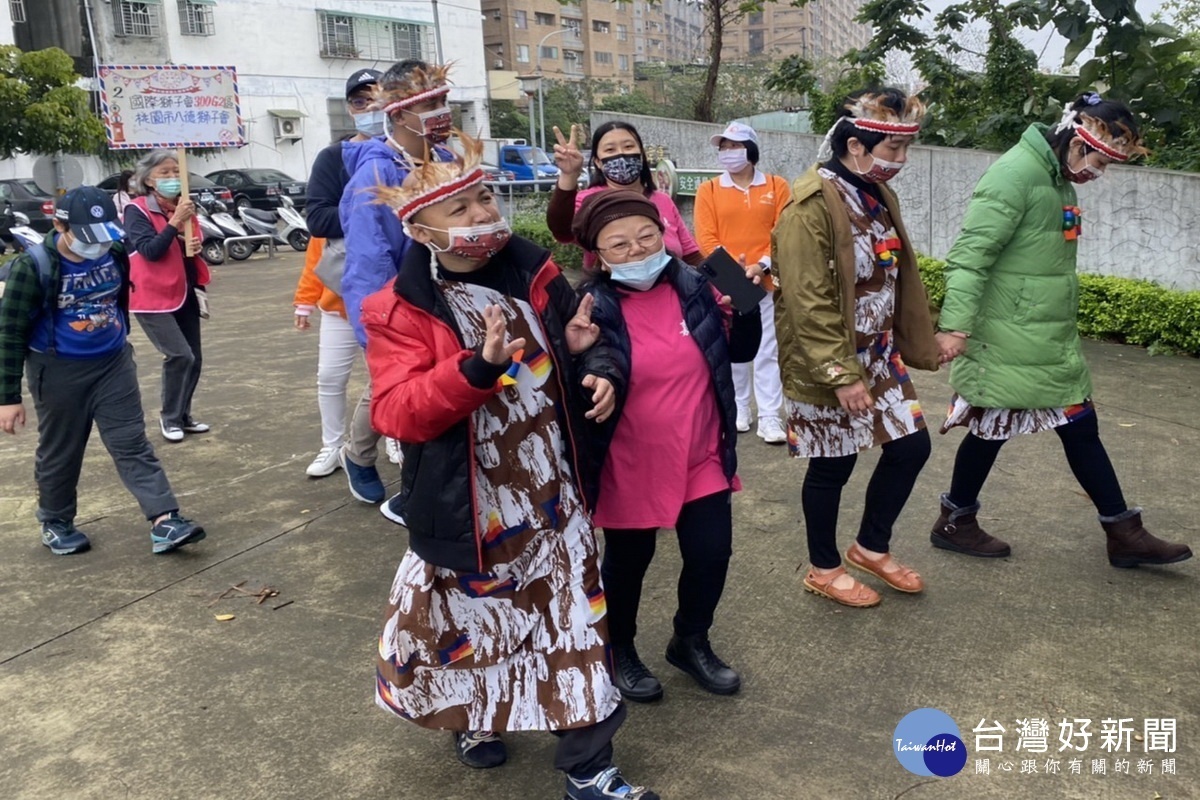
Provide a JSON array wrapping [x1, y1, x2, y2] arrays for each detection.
[[597, 90, 659, 117], [489, 99, 530, 140], [0, 46, 105, 159]]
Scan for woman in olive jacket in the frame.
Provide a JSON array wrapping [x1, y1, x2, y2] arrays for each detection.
[[930, 93, 1191, 570], [773, 88, 941, 609]]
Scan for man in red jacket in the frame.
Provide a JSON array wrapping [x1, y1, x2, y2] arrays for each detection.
[[360, 135, 657, 800]]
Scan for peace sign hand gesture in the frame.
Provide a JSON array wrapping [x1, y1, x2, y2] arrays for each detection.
[[565, 292, 601, 354], [553, 124, 585, 187], [481, 304, 527, 366]]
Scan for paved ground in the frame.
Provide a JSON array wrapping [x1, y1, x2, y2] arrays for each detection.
[[1, 250, 1197, 800]]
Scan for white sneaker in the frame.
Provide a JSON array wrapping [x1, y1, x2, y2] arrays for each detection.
[[380, 493, 407, 526], [757, 416, 787, 445], [160, 417, 184, 443], [736, 407, 752, 433], [385, 437, 403, 465], [306, 445, 342, 478]]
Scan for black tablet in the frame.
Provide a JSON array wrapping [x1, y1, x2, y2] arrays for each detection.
[[697, 246, 767, 314]]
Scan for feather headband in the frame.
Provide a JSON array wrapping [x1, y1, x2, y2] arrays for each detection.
[[371, 63, 453, 115], [1052, 98, 1147, 162], [816, 93, 926, 162]]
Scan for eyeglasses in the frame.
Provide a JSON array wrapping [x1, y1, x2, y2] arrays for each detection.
[[347, 96, 373, 111], [596, 231, 661, 258]]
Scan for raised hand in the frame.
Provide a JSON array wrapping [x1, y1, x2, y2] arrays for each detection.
[[582, 374, 615, 422], [481, 304, 526, 366], [553, 124, 585, 187], [565, 292, 600, 354]]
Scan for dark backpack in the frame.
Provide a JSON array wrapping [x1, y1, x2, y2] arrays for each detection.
[[0, 243, 58, 354]]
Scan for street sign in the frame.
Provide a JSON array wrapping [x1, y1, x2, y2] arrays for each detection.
[[97, 64, 245, 149]]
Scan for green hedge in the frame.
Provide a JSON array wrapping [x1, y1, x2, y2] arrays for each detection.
[[511, 214, 583, 274], [918, 256, 1200, 356]]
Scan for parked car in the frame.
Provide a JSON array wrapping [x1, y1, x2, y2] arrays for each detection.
[[0, 179, 55, 233], [205, 169, 307, 212], [97, 172, 234, 207], [481, 163, 517, 183]]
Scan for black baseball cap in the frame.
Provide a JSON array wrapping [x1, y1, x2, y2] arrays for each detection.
[[345, 69, 382, 99], [54, 186, 124, 244]]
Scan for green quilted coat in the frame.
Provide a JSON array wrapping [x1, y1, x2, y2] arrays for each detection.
[[940, 124, 1092, 409]]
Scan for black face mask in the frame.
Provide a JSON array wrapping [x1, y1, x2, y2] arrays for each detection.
[[599, 154, 643, 186]]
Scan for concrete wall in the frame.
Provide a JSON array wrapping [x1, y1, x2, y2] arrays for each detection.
[[592, 112, 1200, 291]]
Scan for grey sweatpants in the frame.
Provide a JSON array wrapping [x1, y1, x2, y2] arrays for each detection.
[[27, 344, 178, 524], [135, 290, 203, 428]]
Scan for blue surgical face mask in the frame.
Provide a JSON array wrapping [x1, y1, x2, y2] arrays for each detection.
[[155, 178, 182, 198], [353, 110, 386, 136], [603, 246, 671, 291]]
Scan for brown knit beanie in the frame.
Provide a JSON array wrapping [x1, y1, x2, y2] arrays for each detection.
[[571, 189, 664, 252]]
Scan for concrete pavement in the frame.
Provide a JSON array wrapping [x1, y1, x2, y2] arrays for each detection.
[[1, 250, 1197, 800]]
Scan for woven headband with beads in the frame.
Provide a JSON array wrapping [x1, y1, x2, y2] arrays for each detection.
[[816, 93, 925, 161], [396, 167, 486, 221], [383, 85, 451, 115]]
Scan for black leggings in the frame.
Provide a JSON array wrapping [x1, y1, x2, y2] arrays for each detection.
[[601, 490, 733, 646], [947, 409, 1127, 517], [802, 429, 931, 569]]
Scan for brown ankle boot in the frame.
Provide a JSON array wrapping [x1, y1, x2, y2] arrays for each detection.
[[1101, 508, 1193, 568], [930, 494, 1012, 558]]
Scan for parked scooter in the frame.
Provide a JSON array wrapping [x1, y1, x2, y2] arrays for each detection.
[[195, 195, 254, 261], [0, 202, 44, 256], [238, 192, 308, 253], [276, 194, 309, 252], [196, 211, 227, 265]]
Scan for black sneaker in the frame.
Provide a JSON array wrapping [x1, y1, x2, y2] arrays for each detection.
[[665, 633, 741, 695], [150, 513, 206, 554], [565, 766, 660, 800], [41, 521, 91, 555], [453, 730, 507, 769], [611, 644, 663, 703]]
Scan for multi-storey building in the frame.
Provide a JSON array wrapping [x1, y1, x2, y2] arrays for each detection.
[[723, 0, 870, 64], [481, 0, 706, 95], [3, 0, 489, 181]]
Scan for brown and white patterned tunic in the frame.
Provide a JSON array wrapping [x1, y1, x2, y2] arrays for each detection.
[[375, 279, 620, 733], [786, 169, 926, 459], [940, 395, 1095, 440]]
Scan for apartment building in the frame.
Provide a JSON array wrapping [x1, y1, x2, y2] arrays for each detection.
[[723, 0, 871, 64], [482, 0, 706, 95], [5, 0, 489, 180]]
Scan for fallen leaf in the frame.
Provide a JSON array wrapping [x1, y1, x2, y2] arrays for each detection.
[[1118, 423, 1135, 427], [214, 614, 235, 621], [301, 509, 310, 514], [1135, 733, 1144, 742]]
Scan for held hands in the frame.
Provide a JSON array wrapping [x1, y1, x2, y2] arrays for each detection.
[[553, 124, 585, 188], [0, 403, 26, 435], [582, 375, 615, 423], [481, 304, 526, 366], [935, 331, 968, 365], [834, 381, 873, 416], [565, 293, 600, 354], [169, 199, 196, 228]]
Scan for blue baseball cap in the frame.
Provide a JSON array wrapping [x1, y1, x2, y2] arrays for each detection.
[[54, 186, 124, 244]]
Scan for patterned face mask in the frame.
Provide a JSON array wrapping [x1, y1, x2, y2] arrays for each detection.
[[407, 107, 453, 144], [599, 153, 643, 186], [851, 151, 903, 183], [419, 219, 512, 261]]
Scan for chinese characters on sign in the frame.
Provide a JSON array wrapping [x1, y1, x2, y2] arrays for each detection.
[[971, 718, 1178, 778], [97, 65, 245, 149]]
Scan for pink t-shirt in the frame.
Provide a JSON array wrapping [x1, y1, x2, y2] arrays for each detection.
[[592, 281, 732, 530], [574, 186, 701, 271]]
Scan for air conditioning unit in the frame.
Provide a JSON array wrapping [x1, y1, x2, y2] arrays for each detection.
[[493, 59, 504, 68], [492, 11, 501, 20], [275, 116, 304, 140]]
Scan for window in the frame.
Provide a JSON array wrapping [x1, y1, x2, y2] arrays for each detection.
[[594, 51, 612, 65], [592, 20, 609, 34], [618, 54, 629, 71], [748, 11, 763, 25], [327, 97, 355, 142], [562, 19, 581, 35], [316, 11, 433, 61], [114, 0, 161, 37], [178, 0, 215, 36], [539, 45, 558, 59], [514, 9, 526, 29], [616, 23, 627, 41], [563, 50, 584, 74], [535, 12, 555, 26], [748, 29, 764, 55], [9, 0, 25, 24], [516, 44, 530, 63]]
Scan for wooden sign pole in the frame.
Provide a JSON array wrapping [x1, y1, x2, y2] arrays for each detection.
[[177, 147, 198, 256]]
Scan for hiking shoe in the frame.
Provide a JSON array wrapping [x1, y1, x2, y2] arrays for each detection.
[[380, 493, 407, 526], [160, 417, 184, 443], [453, 730, 507, 769], [150, 513, 206, 554], [340, 447, 384, 503], [565, 766, 660, 800], [41, 521, 91, 555], [756, 416, 787, 444], [306, 445, 342, 478], [181, 418, 211, 434]]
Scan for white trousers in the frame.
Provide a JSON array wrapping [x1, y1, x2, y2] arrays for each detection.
[[732, 291, 783, 421], [316, 310, 360, 448]]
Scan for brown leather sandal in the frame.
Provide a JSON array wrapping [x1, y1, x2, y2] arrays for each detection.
[[802, 565, 881, 608], [845, 543, 925, 594]]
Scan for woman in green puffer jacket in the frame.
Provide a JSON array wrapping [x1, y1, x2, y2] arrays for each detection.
[[930, 92, 1192, 570]]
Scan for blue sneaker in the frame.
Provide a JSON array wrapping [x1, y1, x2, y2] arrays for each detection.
[[150, 512, 206, 554], [453, 730, 507, 769], [565, 767, 659, 800], [380, 492, 407, 526], [41, 521, 91, 555], [340, 447, 385, 504]]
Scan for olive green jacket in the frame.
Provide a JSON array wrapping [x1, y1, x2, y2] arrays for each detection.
[[771, 165, 940, 407]]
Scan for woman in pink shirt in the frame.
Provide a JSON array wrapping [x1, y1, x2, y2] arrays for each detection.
[[547, 121, 703, 271], [573, 190, 761, 705]]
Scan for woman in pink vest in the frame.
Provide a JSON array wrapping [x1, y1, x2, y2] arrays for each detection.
[[125, 150, 212, 443]]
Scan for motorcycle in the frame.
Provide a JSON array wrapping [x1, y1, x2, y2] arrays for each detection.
[[276, 194, 310, 252], [0, 203, 44, 255], [238, 191, 309, 253], [195, 193, 254, 261]]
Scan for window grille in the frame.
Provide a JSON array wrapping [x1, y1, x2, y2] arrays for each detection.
[[178, 0, 215, 36], [114, 0, 161, 38], [317, 11, 433, 61], [9, 0, 25, 24]]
